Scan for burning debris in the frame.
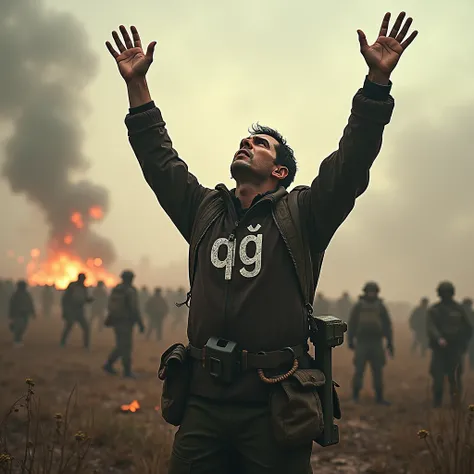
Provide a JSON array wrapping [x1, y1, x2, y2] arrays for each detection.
[[120, 400, 141, 413], [0, 0, 118, 289]]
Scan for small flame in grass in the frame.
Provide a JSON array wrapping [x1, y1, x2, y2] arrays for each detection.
[[120, 400, 140, 413], [154, 406, 160, 412]]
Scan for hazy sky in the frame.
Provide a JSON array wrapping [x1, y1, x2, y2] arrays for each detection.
[[1, 0, 473, 302]]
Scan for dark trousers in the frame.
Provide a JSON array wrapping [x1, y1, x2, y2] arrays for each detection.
[[106, 327, 133, 375], [430, 349, 464, 406], [352, 342, 386, 400], [60, 314, 90, 348], [11, 317, 29, 343], [168, 395, 313, 474], [146, 317, 164, 341]]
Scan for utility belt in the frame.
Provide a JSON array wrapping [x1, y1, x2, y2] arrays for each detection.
[[188, 337, 306, 384], [158, 318, 347, 449]]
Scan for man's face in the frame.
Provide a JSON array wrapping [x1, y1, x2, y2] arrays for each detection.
[[366, 291, 378, 300], [230, 134, 286, 184]]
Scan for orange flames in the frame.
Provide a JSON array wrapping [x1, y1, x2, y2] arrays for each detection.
[[17, 206, 119, 290], [120, 400, 140, 413]]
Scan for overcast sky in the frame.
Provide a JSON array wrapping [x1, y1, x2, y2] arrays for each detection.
[[1, 0, 473, 303]]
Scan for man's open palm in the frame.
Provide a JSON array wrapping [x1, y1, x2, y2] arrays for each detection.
[[106, 26, 156, 83], [358, 12, 418, 77]]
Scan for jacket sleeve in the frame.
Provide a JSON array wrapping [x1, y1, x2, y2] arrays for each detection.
[[125, 105, 213, 243], [298, 78, 394, 251]]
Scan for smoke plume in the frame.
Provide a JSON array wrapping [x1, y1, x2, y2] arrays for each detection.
[[0, 0, 115, 266]]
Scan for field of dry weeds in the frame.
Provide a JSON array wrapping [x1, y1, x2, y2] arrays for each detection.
[[0, 315, 473, 473]]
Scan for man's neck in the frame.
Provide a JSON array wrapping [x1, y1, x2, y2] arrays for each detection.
[[235, 182, 277, 209]]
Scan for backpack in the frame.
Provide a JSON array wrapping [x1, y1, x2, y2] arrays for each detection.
[[188, 186, 321, 311], [107, 285, 130, 317]]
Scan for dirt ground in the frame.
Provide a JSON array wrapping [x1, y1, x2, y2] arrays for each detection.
[[0, 315, 473, 473]]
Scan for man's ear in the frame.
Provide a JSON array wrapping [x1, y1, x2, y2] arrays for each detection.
[[272, 166, 289, 181]]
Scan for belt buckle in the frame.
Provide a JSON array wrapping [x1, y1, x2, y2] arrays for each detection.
[[204, 337, 239, 384]]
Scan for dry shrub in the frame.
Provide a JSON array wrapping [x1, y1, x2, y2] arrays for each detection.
[[417, 400, 474, 474], [0, 380, 93, 474], [0, 380, 173, 473]]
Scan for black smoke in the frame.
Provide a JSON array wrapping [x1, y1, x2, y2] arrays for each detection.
[[0, 0, 115, 265]]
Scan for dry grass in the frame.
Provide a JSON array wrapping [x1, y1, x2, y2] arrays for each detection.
[[0, 314, 473, 473]]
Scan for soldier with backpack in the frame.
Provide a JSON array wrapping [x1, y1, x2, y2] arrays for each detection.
[[106, 11, 417, 473], [8, 280, 36, 346], [60, 273, 93, 349], [103, 270, 145, 378], [348, 282, 394, 405]]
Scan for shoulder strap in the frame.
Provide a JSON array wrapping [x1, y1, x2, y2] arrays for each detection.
[[188, 190, 225, 289], [274, 188, 319, 308]]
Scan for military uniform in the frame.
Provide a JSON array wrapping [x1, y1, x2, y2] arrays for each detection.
[[409, 298, 429, 357], [427, 282, 472, 407], [103, 270, 145, 377], [145, 287, 169, 341], [90, 281, 108, 331], [9, 280, 35, 345], [60, 274, 93, 348], [348, 282, 393, 405], [463, 299, 474, 371]]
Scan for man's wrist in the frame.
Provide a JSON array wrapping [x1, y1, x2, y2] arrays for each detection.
[[367, 69, 390, 85], [127, 77, 152, 108], [362, 75, 392, 101]]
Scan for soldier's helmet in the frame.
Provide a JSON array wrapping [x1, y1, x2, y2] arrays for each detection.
[[121, 270, 135, 282], [462, 298, 473, 306], [436, 281, 455, 296], [17, 280, 27, 290], [363, 281, 380, 293], [97, 280, 105, 287], [155, 287, 162, 293], [421, 297, 429, 305], [77, 273, 86, 282]]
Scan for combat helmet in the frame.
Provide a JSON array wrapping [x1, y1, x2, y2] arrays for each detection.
[[363, 281, 380, 293], [436, 281, 455, 296], [120, 270, 135, 282]]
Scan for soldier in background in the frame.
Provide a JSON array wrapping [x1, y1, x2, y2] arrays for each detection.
[[335, 292, 353, 322], [427, 282, 472, 407], [313, 291, 330, 316], [90, 281, 108, 332], [103, 270, 145, 378], [348, 281, 394, 405], [41, 284, 55, 319], [8, 280, 36, 346], [145, 287, 169, 342], [462, 298, 474, 371], [60, 273, 93, 349], [409, 297, 429, 357]]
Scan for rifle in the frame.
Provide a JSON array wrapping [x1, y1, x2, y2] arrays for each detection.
[[309, 314, 347, 447]]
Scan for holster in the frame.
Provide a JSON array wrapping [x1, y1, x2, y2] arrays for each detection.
[[157, 343, 191, 426], [270, 368, 341, 447]]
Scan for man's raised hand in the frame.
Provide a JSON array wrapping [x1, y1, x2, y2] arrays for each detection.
[[357, 12, 418, 84], [106, 26, 156, 83]]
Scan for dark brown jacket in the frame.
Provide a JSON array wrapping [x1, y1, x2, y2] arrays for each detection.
[[125, 81, 394, 401]]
